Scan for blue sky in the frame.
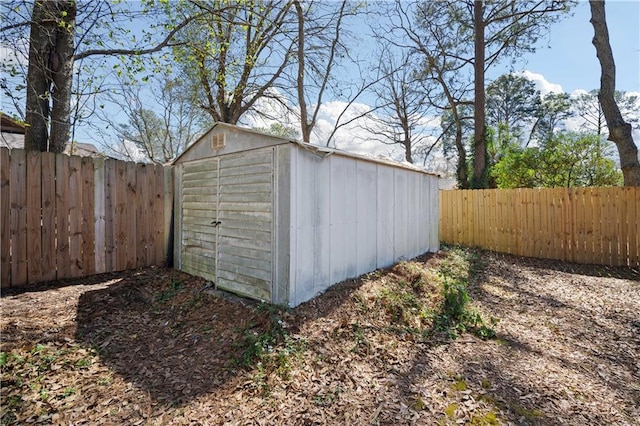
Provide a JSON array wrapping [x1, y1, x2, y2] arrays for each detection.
[[2, 0, 638, 162], [513, 0, 640, 93]]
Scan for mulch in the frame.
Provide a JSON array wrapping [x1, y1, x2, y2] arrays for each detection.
[[1, 250, 638, 425]]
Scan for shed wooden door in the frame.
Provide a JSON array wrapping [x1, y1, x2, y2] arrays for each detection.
[[180, 158, 220, 282], [216, 148, 274, 301]]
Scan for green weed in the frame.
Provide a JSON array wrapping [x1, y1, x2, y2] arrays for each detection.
[[155, 279, 184, 302], [431, 247, 496, 339], [233, 302, 306, 390], [377, 288, 421, 325]]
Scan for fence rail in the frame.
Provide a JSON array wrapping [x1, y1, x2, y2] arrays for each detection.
[[1, 148, 171, 288], [440, 187, 639, 267]]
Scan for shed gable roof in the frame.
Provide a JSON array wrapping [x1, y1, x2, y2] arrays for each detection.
[[174, 122, 438, 177]]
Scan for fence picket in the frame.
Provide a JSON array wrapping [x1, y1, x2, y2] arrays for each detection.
[[69, 156, 83, 277], [94, 158, 106, 273], [26, 151, 43, 283], [626, 187, 638, 266], [114, 160, 127, 271], [104, 159, 116, 272], [1, 148, 10, 287], [125, 162, 137, 269], [153, 165, 165, 264], [136, 164, 148, 267], [56, 154, 71, 279], [10, 150, 27, 286], [41, 152, 56, 281], [439, 187, 639, 267], [81, 157, 96, 275]]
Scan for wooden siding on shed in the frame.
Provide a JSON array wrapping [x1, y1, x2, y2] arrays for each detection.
[[216, 148, 274, 301], [180, 158, 219, 282], [177, 147, 275, 302]]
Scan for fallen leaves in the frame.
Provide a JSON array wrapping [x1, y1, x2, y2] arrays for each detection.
[[1, 253, 639, 425]]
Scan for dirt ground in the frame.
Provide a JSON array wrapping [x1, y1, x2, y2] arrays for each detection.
[[1, 248, 639, 425]]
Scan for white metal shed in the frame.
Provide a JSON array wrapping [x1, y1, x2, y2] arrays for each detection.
[[173, 123, 439, 307]]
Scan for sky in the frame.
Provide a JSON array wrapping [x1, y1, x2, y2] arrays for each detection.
[[304, 0, 640, 166], [1, 0, 638, 166], [508, 0, 640, 94]]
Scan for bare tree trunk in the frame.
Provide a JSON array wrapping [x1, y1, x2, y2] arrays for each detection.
[[589, 0, 640, 186], [24, 0, 76, 153], [403, 136, 412, 163], [24, 1, 53, 151], [472, 0, 487, 188], [49, 1, 76, 153], [294, 0, 311, 143]]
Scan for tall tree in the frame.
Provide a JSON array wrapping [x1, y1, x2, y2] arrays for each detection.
[[573, 90, 639, 180], [573, 90, 639, 138], [529, 92, 573, 144], [470, 0, 572, 187], [360, 47, 433, 163], [3, 0, 202, 152], [24, 0, 76, 152], [171, 0, 295, 125], [95, 71, 208, 163], [386, 0, 475, 186], [589, 0, 640, 186], [486, 73, 540, 142], [292, 0, 361, 144], [394, 0, 572, 187]]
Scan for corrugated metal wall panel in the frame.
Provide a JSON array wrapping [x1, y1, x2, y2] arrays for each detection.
[[406, 171, 422, 259], [393, 169, 409, 261], [290, 148, 314, 305], [376, 165, 394, 268], [313, 152, 331, 297], [355, 160, 378, 276], [329, 156, 357, 285], [289, 147, 439, 306]]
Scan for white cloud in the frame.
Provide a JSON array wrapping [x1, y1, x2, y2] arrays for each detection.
[[519, 70, 564, 96]]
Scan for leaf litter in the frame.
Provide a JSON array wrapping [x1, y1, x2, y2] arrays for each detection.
[[1, 248, 638, 425]]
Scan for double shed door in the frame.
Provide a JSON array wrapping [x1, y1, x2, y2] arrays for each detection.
[[181, 147, 275, 301]]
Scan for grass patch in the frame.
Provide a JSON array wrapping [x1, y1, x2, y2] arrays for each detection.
[[155, 279, 184, 303], [432, 246, 497, 340], [232, 303, 306, 394], [351, 247, 497, 343]]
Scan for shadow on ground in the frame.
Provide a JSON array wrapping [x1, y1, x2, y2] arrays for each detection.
[[73, 262, 378, 407], [74, 268, 260, 405]]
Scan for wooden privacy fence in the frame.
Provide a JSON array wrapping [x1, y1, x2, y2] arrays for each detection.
[[440, 187, 639, 267], [1, 148, 171, 288]]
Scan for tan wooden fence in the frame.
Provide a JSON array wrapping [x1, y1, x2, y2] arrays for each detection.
[[1, 148, 172, 288], [440, 187, 639, 267]]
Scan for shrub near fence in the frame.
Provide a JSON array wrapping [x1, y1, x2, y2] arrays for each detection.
[[1, 148, 171, 288], [440, 187, 639, 267]]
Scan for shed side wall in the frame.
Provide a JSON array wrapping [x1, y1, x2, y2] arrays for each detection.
[[289, 148, 439, 307]]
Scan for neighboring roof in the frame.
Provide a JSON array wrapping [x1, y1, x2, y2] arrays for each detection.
[[0, 113, 26, 134], [1, 132, 23, 149], [1, 131, 105, 158], [64, 142, 104, 158], [175, 122, 440, 177]]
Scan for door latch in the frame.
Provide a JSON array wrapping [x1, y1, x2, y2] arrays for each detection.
[[211, 220, 222, 227]]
